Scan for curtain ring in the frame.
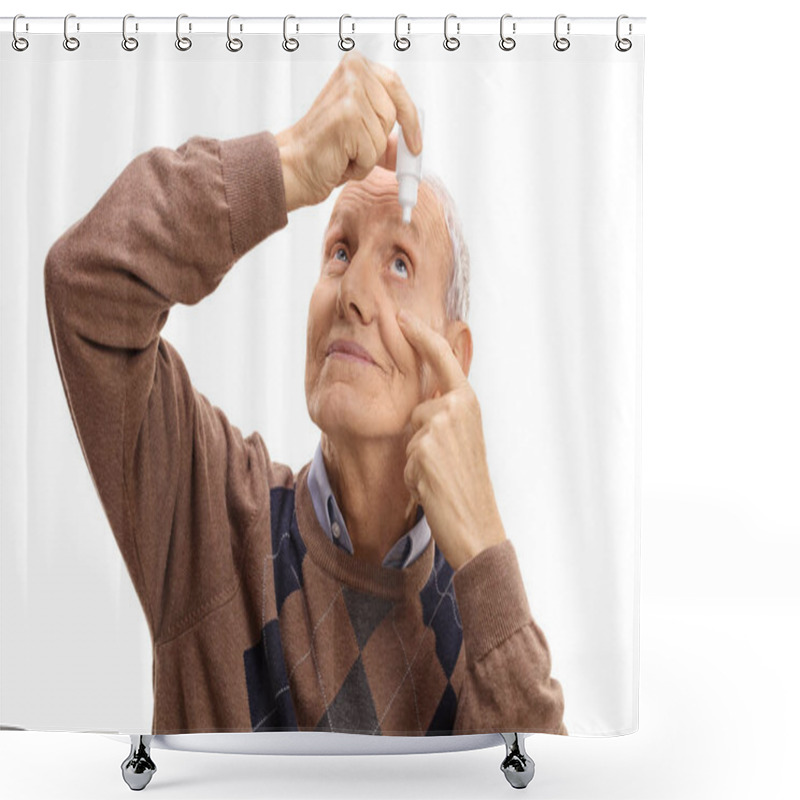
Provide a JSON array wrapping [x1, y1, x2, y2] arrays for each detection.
[[176, 14, 192, 51], [12, 15, 29, 52], [63, 13, 80, 51], [282, 15, 299, 51], [553, 14, 570, 51], [226, 15, 243, 52], [122, 14, 139, 51], [339, 14, 355, 51], [615, 14, 632, 52], [394, 14, 410, 51], [443, 14, 460, 51], [499, 14, 516, 51]]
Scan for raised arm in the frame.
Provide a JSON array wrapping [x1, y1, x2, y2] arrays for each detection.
[[44, 51, 423, 643], [44, 132, 288, 641]]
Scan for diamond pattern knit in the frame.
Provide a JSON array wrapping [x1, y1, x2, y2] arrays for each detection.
[[244, 483, 466, 735]]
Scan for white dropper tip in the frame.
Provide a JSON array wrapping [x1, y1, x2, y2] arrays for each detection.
[[396, 109, 424, 225]]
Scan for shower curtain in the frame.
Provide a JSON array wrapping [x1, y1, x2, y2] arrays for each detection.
[[0, 17, 644, 738]]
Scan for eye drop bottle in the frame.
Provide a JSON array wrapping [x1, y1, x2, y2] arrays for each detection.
[[396, 109, 425, 224]]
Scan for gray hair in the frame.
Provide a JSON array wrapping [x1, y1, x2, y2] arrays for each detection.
[[420, 172, 471, 322]]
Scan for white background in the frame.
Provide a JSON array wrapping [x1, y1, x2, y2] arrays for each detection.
[[1, 1, 798, 799]]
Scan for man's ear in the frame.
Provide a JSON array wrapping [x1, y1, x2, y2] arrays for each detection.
[[447, 320, 473, 379]]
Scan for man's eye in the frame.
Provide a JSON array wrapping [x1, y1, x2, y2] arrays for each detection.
[[391, 257, 409, 279], [334, 247, 349, 263]]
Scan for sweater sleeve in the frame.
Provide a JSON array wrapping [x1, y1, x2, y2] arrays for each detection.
[[44, 132, 289, 643], [452, 540, 567, 734]]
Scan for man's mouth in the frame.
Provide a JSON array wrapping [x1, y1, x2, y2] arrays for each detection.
[[326, 339, 378, 366]]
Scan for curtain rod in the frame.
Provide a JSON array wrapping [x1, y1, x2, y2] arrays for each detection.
[[1, 16, 647, 37]]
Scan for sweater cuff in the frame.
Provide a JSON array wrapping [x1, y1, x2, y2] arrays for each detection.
[[453, 539, 533, 665], [220, 131, 288, 257]]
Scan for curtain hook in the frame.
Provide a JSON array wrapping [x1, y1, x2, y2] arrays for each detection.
[[175, 13, 192, 51], [282, 15, 299, 51], [499, 14, 516, 51], [339, 14, 355, 51], [12, 14, 29, 52], [394, 14, 411, 51], [553, 14, 570, 52], [63, 13, 80, 51], [122, 14, 139, 51], [443, 14, 460, 51], [227, 14, 243, 52], [615, 14, 632, 52]]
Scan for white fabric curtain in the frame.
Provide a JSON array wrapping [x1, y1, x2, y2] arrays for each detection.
[[0, 24, 643, 736]]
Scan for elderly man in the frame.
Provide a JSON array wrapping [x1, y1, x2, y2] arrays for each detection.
[[45, 53, 565, 736]]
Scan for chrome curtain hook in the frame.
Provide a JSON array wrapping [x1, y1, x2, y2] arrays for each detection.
[[553, 14, 570, 52], [339, 14, 355, 51], [615, 14, 632, 51], [226, 15, 243, 52], [122, 14, 139, 51], [443, 14, 460, 51], [12, 14, 29, 52], [63, 13, 80, 51], [499, 14, 516, 51], [175, 13, 192, 51], [394, 14, 410, 51], [282, 15, 299, 52]]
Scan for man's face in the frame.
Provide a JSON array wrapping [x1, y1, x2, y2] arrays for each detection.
[[305, 167, 452, 443]]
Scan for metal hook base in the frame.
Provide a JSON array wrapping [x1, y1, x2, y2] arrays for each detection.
[[117, 732, 536, 789], [121, 735, 157, 791], [500, 733, 535, 790]]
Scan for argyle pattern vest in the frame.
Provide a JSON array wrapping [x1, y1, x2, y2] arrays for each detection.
[[243, 484, 466, 735]]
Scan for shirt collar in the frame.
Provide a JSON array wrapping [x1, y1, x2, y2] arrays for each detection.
[[307, 442, 431, 570]]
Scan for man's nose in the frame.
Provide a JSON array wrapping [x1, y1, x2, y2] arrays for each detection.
[[337, 251, 379, 325]]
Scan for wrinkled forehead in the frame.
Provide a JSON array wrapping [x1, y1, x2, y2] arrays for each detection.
[[327, 167, 446, 246]]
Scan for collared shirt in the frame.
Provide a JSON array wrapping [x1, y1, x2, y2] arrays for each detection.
[[306, 442, 431, 569]]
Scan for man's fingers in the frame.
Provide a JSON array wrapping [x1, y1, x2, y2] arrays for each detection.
[[408, 394, 450, 434], [362, 71, 397, 169], [350, 111, 384, 177], [376, 134, 399, 171], [362, 67, 398, 137], [403, 451, 421, 502], [397, 310, 466, 394], [368, 61, 422, 155]]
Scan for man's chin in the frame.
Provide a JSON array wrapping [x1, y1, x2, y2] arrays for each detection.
[[308, 379, 409, 437], [312, 398, 386, 441], [317, 412, 378, 441]]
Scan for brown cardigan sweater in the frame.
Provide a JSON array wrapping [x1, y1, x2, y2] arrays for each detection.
[[44, 131, 566, 735]]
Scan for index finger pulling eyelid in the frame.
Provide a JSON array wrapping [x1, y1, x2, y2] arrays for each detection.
[[397, 312, 436, 362], [397, 310, 426, 342], [398, 312, 464, 390]]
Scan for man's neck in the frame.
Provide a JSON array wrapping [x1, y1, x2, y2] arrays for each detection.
[[320, 432, 418, 566]]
